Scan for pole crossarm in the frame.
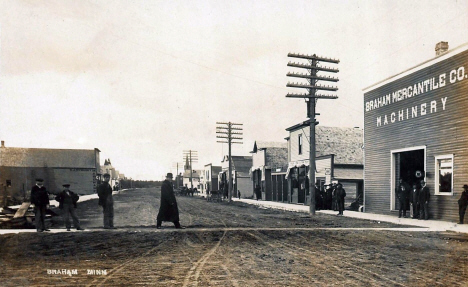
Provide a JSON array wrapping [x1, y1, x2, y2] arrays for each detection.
[[287, 62, 339, 73], [286, 93, 338, 99], [286, 83, 338, 91], [286, 72, 339, 82], [217, 141, 229, 143], [216, 122, 243, 126], [288, 53, 340, 64]]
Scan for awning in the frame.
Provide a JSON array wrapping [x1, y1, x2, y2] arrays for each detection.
[[285, 160, 310, 178]]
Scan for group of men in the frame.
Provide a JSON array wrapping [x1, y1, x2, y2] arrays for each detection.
[[30, 172, 184, 232], [30, 178, 84, 232], [396, 178, 430, 220], [315, 182, 347, 216]]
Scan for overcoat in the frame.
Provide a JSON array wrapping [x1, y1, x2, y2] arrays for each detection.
[[157, 180, 180, 222], [458, 190, 468, 206], [97, 182, 113, 206], [55, 190, 79, 209], [418, 186, 430, 203], [30, 185, 50, 206]]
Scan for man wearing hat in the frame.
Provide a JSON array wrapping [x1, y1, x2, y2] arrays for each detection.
[[418, 180, 430, 220], [458, 184, 468, 224], [325, 183, 333, 210], [335, 182, 346, 216], [98, 173, 115, 229], [55, 184, 84, 231], [157, 173, 184, 229], [30, 178, 50, 232]]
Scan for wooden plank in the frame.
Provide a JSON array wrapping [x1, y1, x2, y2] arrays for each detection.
[[13, 202, 31, 218]]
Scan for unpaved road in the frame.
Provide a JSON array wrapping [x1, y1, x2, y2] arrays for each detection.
[[0, 187, 467, 286]]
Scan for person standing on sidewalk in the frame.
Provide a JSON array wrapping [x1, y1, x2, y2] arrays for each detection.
[[157, 173, 184, 229], [55, 184, 84, 231], [396, 179, 410, 218], [458, 184, 468, 224], [335, 183, 346, 216], [418, 180, 430, 220], [410, 183, 420, 219], [98, 173, 115, 229], [30, 178, 50, 232], [255, 184, 262, 201]]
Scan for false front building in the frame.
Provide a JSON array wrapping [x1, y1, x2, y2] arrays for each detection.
[[363, 42, 468, 221], [285, 124, 363, 206]]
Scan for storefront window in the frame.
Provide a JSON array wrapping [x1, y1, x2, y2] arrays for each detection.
[[435, 154, 453, 195]]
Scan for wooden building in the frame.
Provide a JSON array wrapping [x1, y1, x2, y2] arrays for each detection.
[[363, 42, 468, 221], [220, 155, 253, 198], [250, 141, 288, 201], [285, 124, 363, 205], [202, 163, 222, 197], [0, 141, 100, 204]]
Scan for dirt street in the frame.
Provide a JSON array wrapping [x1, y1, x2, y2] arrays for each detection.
[[0, 187, 467, 286]]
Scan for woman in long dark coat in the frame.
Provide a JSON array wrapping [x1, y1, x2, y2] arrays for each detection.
[[157, 173, 184, 229]]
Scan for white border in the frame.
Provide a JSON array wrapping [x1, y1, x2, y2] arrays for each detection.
[[390, 145, 426, 211], [363, 42, 468, 93], [434, 154, 454, 196]]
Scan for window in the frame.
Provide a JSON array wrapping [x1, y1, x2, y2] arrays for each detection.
[[298, 134, 302, 155], [435, 154, 453, 195]]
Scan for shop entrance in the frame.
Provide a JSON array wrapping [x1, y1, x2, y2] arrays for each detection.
[[391, 146, 426, 211]]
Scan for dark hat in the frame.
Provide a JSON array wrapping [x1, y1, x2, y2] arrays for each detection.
[[166, 172, 173, 178], [463, 184, 468, 189], [35, 178, 44, 182], [63, 184, 70, 187], [328, 183, 333, 186], [103, 173, 110, 177], [337, 183, 342, 186]]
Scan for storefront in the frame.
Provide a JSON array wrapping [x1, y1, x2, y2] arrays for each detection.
[[363, 42, 468, 221]]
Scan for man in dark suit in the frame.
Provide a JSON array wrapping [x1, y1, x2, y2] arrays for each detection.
[[410, 183, 420, 219], [458, 184, 468, 224], [30, 178, 50, 232], [157, 173, 184, 229], [55, 184, 84, 231], [98, 173, 115, 229], [397, 179, 411, 218], [418, 180, 430, 220], [335, 183, 346, 216]]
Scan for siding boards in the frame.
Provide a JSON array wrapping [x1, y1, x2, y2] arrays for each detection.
[[364, 48, 468, 221]]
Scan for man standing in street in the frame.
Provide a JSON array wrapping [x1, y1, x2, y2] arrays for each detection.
[[98, 173, 115, 229], [55, 184, 84, 231], [157, 173, 184, 229], [396, 178, 411, 218], [458, 184, 468, 224], [30, 178, 50, 232], [418, 180, 430, 220], [335, 182, 346, 216]]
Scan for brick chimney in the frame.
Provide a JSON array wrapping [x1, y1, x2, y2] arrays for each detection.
[[435, 41, 449, 56], [1, 141, 4, 148]]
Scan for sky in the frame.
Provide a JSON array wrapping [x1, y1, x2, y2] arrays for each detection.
[[1, 0, 467, 180]]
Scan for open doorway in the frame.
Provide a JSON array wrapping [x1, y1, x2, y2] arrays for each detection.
[[391, 146, 426, 211]]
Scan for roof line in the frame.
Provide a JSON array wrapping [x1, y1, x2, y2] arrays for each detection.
[[363, 42, 468, 92]]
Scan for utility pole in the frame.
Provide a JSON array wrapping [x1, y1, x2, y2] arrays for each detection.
[[183, 150, 198, 189], [286, 53, 339, 215], [216, 122, 243, 202]]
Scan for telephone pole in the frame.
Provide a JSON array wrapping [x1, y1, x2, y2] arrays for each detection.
[[286, 53, 339, 215], [216, 122, 243, 202], [183, 150, 198, 189]]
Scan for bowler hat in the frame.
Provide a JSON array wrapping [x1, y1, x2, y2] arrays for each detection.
[[35, 178, 44, 182], [63, 184, 70, 187], [166, 172, 173, 178], [103, 173, 110, 177], [463, 184, 468, 189]]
